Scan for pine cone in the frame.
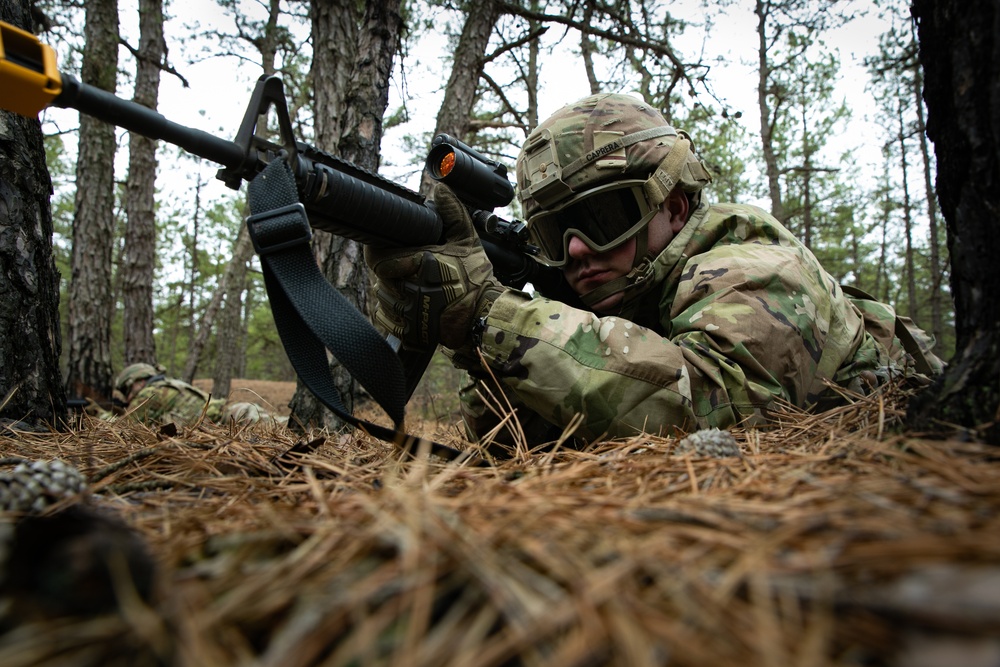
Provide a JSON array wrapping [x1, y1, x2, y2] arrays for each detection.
[[676, 428, 741, 458], [0, 459, 87, 514]]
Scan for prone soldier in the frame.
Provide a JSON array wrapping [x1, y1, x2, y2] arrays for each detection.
[[367, 93, 944, 450], [104, 363, 282, 427]]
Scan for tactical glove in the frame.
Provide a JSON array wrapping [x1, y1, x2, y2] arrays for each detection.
[[365, 183, 504, 353]]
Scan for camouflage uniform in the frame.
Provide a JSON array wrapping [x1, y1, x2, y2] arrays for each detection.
[[461, 200, 943, 444], [112, 363, 278, 426], [126, 376, 226, 426], [454, 93, 943, 446], [223, 401, 287, 426]]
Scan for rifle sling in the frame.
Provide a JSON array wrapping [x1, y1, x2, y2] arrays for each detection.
[[245, 159, 473, 463]]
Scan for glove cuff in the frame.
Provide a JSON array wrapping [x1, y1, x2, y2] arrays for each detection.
[[448, 285, 504, 369]]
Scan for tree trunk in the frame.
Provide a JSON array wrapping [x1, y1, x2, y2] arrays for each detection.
[[874, 162, 892, 302], [525, 0, 541, 129], [65, 0, 119, 402], [896, 93, 918, 318], [908, 0, 1000, 443], [800, 101, 813, 249], [183, 222, 252, 385], [122, 0, 163, 366], [910, 35, 945, 342], [288, 0, 402, 429], [580, 1, 600, 95], [211, 262, 246, 400], [187, 179, 201, 358], [206, 0, 280, 397], [206, 217, 251, 400], [754, 0, 786, 225], [0, 0, 66, 426]]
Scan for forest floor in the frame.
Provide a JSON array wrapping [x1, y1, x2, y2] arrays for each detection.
[[1, 383, 998, 666], [192, 378, 296, 416]]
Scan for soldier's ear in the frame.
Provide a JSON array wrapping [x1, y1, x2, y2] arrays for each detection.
[[665, 189, 689, 232]]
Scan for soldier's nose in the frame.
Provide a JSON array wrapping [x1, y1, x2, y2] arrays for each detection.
[[566, 234, 595, 260]]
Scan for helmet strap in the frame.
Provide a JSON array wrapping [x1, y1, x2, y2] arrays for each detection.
[[578, 257, 656, 314], [643, 135, 692, 208], [577, 227, 654, 311]]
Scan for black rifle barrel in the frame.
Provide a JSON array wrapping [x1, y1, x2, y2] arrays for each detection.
[[54, 74, 249, 172], [52, 73, 444, 248], [48, 70, 543, 279]]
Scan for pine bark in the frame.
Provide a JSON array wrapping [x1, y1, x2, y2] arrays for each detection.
[[0, 0, 66, 425], [65, 0, 119, 401], [122, 0, 164, 366], [211, 257, 246, 399], [909, 0, 1000, 443]]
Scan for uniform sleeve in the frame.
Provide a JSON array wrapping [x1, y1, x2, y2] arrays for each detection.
[[477, 241, 866, 443]]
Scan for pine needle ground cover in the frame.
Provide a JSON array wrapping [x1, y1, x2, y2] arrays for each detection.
[[1, 387, 998, 666]]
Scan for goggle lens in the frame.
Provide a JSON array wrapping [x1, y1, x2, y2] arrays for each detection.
[[528, 185, 652, 266]]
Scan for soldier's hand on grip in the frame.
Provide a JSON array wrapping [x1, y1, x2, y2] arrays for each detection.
[[365, 184, 504, 353]]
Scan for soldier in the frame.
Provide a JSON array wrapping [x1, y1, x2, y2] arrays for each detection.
[[367, 93, 944, 449], [113, 363, 226, 426], [110, 364, 282, 427]]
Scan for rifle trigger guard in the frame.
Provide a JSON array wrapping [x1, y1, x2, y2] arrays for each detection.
[[246, 203, 313, 256]]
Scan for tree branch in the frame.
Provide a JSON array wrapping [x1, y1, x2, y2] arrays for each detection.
[[119, 37, 190, 88], [485, 26, 549, 64], [494, 1, 691, 79]]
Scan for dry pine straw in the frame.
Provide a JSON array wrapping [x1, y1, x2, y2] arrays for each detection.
[[1, 385, 999, 667]]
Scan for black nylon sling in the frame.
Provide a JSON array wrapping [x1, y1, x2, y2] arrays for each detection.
[[245, 159, 472, 463]]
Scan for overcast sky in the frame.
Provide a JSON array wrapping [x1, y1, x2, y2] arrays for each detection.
[[40, 1, 895, 224]]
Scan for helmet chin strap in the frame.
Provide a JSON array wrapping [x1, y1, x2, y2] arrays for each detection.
[[577, 226, 654, 312]]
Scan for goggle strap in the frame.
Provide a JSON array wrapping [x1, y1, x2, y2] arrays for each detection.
[[643, 136, 693, 207], [633, 226, 649, 268], [560, 126, 678, 181]]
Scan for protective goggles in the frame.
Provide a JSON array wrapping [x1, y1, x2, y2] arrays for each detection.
[[526, 181, 657, 267]]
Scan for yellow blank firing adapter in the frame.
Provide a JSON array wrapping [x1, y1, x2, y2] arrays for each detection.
[[0, 21, 62, 117]]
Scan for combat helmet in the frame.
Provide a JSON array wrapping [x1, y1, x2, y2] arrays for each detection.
[[114, 363, 160, 397], [516, 93, 713, 224], [515, 94, 713, 311]]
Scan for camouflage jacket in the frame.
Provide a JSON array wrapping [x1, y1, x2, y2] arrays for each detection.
[[461, 201, 941, 445], [127, 377, 225, 425]]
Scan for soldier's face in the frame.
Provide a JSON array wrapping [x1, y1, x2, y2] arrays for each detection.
[[563, 193, 687, 314], [127, 379, 148, 401]]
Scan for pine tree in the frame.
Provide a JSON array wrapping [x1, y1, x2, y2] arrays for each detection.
[[908, 0, 1000, 442], [65, 0, 119, 402], [0, 0, 66, 425], [121, 0, 165, 366]]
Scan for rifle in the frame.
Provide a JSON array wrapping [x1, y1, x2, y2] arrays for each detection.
[[65, 381, 125, 416], [0, 21, 558, 451]]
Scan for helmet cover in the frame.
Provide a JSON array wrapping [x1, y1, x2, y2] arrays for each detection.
[[115, 363, 159, 396], [515, 93, 712, 221]]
